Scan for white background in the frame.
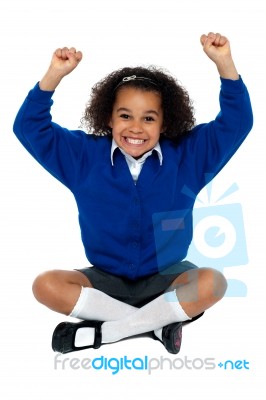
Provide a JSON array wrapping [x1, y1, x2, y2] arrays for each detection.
[[0, 0, 265, 398]]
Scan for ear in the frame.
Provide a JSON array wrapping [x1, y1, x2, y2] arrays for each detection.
[[160, 124, 166, 134], [108, 117, 113, 129]]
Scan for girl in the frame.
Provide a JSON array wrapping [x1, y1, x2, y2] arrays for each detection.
[[13, 32, 253, 354]]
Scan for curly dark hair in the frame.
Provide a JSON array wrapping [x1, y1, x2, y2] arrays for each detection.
[[81, 66, 195, 142]]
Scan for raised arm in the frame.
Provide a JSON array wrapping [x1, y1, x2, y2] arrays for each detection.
[[179, 33, 253, 193], [13, 47, 87, 189], [200, 32, 239, 80]]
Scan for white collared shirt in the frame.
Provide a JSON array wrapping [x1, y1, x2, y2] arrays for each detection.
[[111, 139, 163, 183]]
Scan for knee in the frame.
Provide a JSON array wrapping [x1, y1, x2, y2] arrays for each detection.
[[32, 270, 60, 304], [199, 268, 227, 302]]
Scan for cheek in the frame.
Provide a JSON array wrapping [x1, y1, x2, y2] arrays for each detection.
[[111, 126, 122, 142], [111, 122, 121, 135], [152, 128, 161, 141]]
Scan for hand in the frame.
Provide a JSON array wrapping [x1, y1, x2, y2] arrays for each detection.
[[200, 32, 231, 63], [39, 47, 83, 91], [200, 33, 239, 79], [50, 47, 83, 76]]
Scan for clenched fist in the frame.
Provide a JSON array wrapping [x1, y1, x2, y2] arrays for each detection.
[[200, 33, 231, 63], [200, 33, 239, 80], [39, 47, 83, 91], [51, 47, 83, 75]]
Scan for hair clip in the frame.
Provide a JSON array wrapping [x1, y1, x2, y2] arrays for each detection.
[[122, 75, 137, 82], [113, 75, 158, 93]]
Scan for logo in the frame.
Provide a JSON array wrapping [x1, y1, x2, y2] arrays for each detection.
[[186, 180, 248, 297], [54, 354, 250, 374], [153, 178, 248, 297]]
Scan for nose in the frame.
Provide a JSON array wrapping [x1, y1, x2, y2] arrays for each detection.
[[129, 120, 144, 134]]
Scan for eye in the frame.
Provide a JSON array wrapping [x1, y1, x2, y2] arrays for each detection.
[[119, 114, 130, 120], [145, 116, 155, 122]]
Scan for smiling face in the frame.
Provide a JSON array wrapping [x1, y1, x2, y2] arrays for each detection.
[[109, 87, 164, 159]]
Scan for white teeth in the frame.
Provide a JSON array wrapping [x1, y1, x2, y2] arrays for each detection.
[[126, 138, 145, 145]]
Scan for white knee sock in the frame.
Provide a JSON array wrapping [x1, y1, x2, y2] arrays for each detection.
[[69, 287, 137, 347], [71, 288, 190, 347], [101, 291, 190, 343], [69, 286, 137, 320]]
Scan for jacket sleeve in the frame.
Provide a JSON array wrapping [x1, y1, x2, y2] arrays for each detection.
[[13, 82, 87, 190], [181, 76, 253, 191]]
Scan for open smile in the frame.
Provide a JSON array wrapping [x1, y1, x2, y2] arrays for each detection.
[[123, 137, 147, 146]]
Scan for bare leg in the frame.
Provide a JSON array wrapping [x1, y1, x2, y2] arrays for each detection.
[[168, 267, 228, 318], [32, 270, 92, 315]]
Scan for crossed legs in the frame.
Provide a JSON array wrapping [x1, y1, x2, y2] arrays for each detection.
[[32, 267, 227, 350]]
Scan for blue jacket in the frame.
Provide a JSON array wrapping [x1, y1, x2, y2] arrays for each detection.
[[13, 78, 253, 280]]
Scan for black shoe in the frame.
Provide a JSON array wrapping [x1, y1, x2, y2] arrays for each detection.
[[162, 322, 183, 354], [152, 322, 182, 354], [153, 312, 205, 354], [52, 320, 104, 354]]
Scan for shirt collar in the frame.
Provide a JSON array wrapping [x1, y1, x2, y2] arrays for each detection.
[[111, 139, 163, 166]]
